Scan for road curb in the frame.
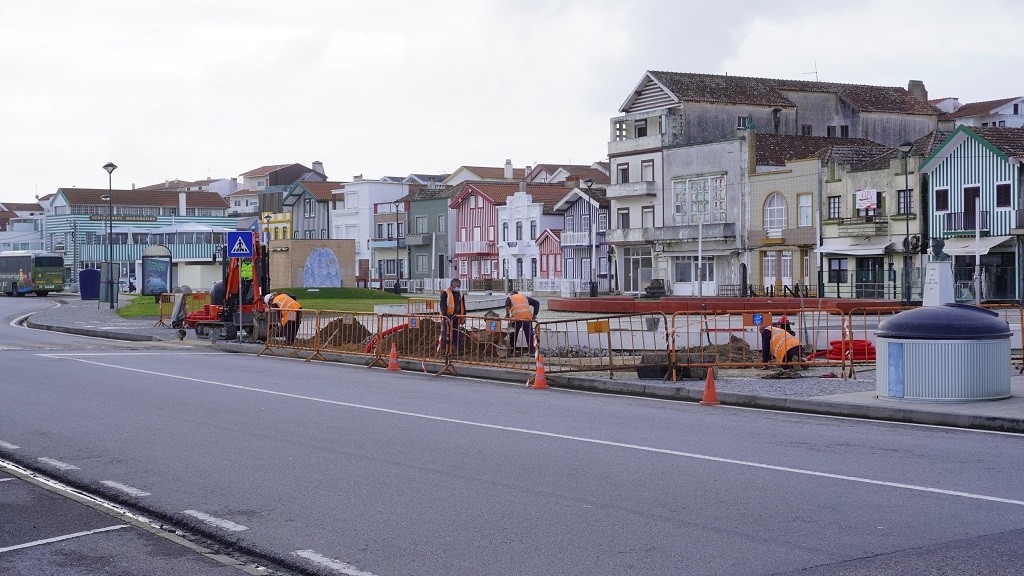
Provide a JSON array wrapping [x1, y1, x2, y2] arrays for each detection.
[[24, 318, 160, 342]]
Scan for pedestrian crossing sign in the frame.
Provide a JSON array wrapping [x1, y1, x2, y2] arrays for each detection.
[[227, 231, 253, 258]]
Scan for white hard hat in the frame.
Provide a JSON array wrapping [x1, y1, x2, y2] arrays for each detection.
[[264, 293, 274, 305]]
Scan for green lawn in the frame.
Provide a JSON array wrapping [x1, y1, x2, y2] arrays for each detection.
[[117, 287, 410, 318]]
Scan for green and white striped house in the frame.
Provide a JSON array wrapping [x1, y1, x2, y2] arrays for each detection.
[[920, 126, 1024, 300]]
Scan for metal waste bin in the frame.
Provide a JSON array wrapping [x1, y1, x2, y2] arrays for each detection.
[[875, 304, 1011, 401]]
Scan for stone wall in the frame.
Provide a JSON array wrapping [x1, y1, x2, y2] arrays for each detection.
[[267, 239, 357, 290]]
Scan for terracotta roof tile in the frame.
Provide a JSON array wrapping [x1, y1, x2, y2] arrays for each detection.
[[449, 181, 572, 213], [240, 163, 293, 177], [1, 202, 44, 212], [57, 188, 228, 209], [294, 181, 345, 201], [460, 166, 527, 180], [970, 126, 1024, 158], [755, 134, 885, 167], [948, 97, 1022, 119], [647, 71, 939, 116]]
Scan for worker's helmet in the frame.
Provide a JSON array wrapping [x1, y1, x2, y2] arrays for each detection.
[[264, 293, 274, 305]]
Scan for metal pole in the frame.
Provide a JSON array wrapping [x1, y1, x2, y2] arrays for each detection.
[[974, 197, 981, 304], [903, 153, 911, 306], [107, 184, 114, 309], [394, 201, 402, 295]]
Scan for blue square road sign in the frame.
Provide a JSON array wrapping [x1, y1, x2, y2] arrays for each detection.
[[227, 231, 253, 258]]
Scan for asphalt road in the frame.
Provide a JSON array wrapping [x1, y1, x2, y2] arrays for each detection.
[[3, 297, 1024, 575]]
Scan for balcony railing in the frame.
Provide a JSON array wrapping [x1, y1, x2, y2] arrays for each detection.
[[944, 211, 990, 234], [454, 240, 494, 254], [560, 231, 592, 246], [837, 215, 890, 237], [404, 233, 431, 246], [369, 237, 406, 249], [605, 223, 736, 245], [605, 180, 657, 199]]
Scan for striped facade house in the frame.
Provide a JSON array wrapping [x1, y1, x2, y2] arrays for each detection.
[[281, 181, 342, 240], [537, 229, 561, 280], [553, 186, 610, 291], [449, 181, 507, 285], [920, 126, 1024, 301]]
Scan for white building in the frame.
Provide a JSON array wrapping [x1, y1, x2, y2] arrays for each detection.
[[329, 177, 408, 286], [496, 183, 565, 280]]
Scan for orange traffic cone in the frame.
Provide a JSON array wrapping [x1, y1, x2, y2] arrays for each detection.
[[528, 355, 548, 389], [387, 342, 401, 371], [700, 367, 720, 406]]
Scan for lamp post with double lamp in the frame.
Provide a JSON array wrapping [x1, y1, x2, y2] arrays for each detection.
[[394, 200, 402, 295], [896, 142, 913, 306], [102, 161, 117, 309], [582, 178, 598, 297]]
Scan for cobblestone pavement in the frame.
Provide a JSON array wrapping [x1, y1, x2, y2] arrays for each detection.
[[22, 291, 1024, 432]]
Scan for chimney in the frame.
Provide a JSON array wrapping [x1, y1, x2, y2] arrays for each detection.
[[312, 160, 324, 176], [908, 80, 928, 102], [564, 175, 580, 188], [353, 174, 363, 182], [230, 177, 238, 194], [519, 181, 527, 193], [504, 159, 513, 179], [178, 191, 187, 216]]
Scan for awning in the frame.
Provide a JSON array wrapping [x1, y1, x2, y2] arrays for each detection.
[[941, 235, 1013, 257], [817, 240, 892, 256]]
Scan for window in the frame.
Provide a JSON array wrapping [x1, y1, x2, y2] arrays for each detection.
[[996, 183, 1012, 208], [800, 124, 812, 136], [531, 258, 538, 277], [460, 227, 467, 242], [828, 258, 848, 283], [460, 260, 467, 274], [437, 214, 445, 233], [673, 175, 727, 224], [897, 189, 914, 215], [304, 198, 316, 218], [376, 223, 384, 239], [827, 196, 842, 219], [397, 222, 404, 238], [764, 193, 786, 230], [794, 194, 811, 227], [565, 215, 574, 232], [487, 225, 495, 241], [321, 229, 327, 239], [935, 188, 950, 212], [617, 208, 630, 229], [385, 259, 395, 274], [502, 222, 508, 241], [840, 125, 850, 138], [641, 206, 655, 228], [617, 163, 629, 184], [483, 260, 491, 274], [386, 223, 394, 239], [530, 220, 537, 240], [598, 211, 608, 232], [826, 125, 837, 137], [634, 119, 647, 138], [581, 214, 591, 233], [736, 116, 748, 129], [515, 221, 523, 240], [614, 121, 626, 141], [416, 254, 428, 272], [641, 160, 654, 182], [998, 121, 1006, 127], [856, 190, 881, 218], [415, 215, 427, 233], [304, 230, 314, 239]]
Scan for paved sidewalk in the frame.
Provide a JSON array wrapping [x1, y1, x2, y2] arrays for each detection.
[[24, 294, 1024, 433]]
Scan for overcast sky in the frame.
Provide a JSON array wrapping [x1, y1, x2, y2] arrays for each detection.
[[1, 0, 1019, 203]]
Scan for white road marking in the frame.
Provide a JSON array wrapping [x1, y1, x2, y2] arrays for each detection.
[[59, 356, 1024, 508], [37, 457, 79, 471], [182, 510, 248, 532], [100, 480, 151, 497], [0, 478, 14, 482], [0, 441, 20, 449], [37, 352, 230, 357], [0, 525, 128, 553], [293, 549, 379, 576]]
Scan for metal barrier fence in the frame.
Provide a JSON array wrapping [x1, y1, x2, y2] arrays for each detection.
[[260, 307, 320, 360], [534, 313, 671, 376], [315, 310, 380, 359], [668, 309, 850, 379], [407, 297, 438, 315], [154, 292, 211, 327], [370, 313, 456, 375]]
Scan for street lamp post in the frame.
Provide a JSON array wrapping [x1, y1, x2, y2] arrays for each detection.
[[102, 161, 117, 310], [896, 142, 913, 306], [394, 200, 402, 295], [583, 178, 598, 297]]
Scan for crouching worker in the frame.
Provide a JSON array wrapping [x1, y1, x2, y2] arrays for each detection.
[[761, 315, 801, 366], [264, 292, 302, 344]]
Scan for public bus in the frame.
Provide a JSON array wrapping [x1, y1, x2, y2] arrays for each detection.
[[0, 250, 64, 296]]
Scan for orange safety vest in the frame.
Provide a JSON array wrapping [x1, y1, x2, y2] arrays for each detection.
[[271, 293, 301, 324], [509, 293, 533, 320], [768, 326, 801, 363], [442, 288, 465, 316]]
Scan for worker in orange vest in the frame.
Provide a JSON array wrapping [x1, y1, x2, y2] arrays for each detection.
[[440, 278, 466, 354], [760, 315, 801, 365], [264, 292, 303, 344], [505, 289, 540, 356]]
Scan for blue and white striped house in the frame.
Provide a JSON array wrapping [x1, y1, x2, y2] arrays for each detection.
[[553, 186, 611, 292], [920, 126, 1024, 300]]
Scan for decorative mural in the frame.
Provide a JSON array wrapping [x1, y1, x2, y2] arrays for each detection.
[[302, 247, 342, 287]]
